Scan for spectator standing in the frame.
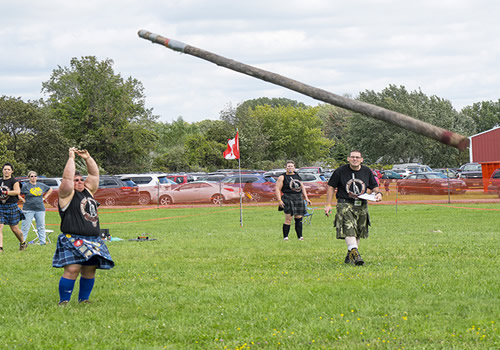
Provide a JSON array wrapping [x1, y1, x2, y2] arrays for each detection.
[[324, 151, 382, 265], [20, 171, 53, 245], [275, 160, 311, 241], [53, 148, 114, 305], [0, 163, 27, 252]]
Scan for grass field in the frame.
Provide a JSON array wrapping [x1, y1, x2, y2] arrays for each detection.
[[0, 203, 498, 349]]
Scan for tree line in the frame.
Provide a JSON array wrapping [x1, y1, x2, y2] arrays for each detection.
[[1, 56, 498, 176]]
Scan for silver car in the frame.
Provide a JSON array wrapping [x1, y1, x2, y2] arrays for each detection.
[[159, 181, 240, 205]]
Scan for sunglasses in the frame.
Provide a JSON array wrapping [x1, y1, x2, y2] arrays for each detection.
[[74, 179, 84, 182], [30, 175, 37, 178]]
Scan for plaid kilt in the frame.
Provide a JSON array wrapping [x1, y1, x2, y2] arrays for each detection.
[[0, 202, 25, 225], [280, 192, 306, 216], [52, 233, 114, 269]]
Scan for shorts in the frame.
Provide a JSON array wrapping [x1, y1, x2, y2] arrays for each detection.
[[53, 233, 114, 269], [0, 202, 25, 225], [334, 202, 371, 239]]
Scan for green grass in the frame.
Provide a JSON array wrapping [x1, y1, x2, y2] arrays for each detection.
[[0, 203, 499, 349]]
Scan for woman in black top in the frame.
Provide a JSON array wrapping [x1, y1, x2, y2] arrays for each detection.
[[275, 160, 311, 241], [0, 163, 27, 252], [52, 148, 114, 305]]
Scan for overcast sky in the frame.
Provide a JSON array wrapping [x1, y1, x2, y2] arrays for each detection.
[[2, 0, 499, 123]]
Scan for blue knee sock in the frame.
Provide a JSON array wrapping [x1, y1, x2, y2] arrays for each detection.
[[78, 277, 95, 302], [59, 277, 76, 302]]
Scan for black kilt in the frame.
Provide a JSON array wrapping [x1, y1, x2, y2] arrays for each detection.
[[279, 192, 306, 216]]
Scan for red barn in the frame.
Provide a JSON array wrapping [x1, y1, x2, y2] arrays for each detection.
[[470, 126, 500, 191]]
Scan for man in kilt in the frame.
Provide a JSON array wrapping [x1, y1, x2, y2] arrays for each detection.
[[275, 160, 311, 241], [53, 148, 114, 305], [324, 150, 382, 265], [0, 162, 27, 252]]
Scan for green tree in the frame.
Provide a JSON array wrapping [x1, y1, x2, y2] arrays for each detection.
[[0, 96, 70, 176], [41, 56, 158, 174], [249, 105, 332, 166], [460, 100, 500, 134], [347, 85, 464, 167]]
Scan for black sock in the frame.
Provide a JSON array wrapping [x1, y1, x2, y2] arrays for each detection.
[[295, 218, 303, 238], [283, 224, 290, 238]]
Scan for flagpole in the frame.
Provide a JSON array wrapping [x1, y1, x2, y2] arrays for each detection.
[[237, 129, 243, 227]]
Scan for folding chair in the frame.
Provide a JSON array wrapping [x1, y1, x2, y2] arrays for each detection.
[[28, 218, 54, 245], [303, 200, 317, 225]]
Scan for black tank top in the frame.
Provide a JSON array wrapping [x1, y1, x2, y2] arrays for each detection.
[[281, 173, 303, 194], [59, 189, 100, 236], [0, 177, 19, 204]]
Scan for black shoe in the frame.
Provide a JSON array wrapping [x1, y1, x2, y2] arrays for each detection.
[[344, 251, 352, 264], [19, 242, 27, 251], [349, 248, 364, 266]]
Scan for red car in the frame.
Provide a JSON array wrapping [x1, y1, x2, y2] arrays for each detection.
[[487, 168, 500, 198], [397, 172, 467, 195], [46, 176, 140, 207]]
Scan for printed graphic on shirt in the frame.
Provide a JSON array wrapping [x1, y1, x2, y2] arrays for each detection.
[[79, 197, 99, 227], [0, 183, 9, 203], [345, 178, 366, 198], [289, 178, 302, 192], [29, 186, 43, 197]]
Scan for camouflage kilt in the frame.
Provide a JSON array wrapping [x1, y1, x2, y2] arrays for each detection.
[[334, 202, 371, 239], [279, 192, 306, 216]]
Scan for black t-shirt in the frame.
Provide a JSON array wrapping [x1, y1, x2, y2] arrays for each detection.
[[0, 177, 19, 204], [280, 173, 303, 194], [59, 188, 101, 236], [328, 164, 378, 200]]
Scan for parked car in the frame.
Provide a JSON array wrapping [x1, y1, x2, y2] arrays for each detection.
[[397, 172, 467, 195], [34, 177, 62, 189], [297, 167, 324, 175], [222, 174, 277, 202], [119, 174, 177, 205], [382, 170, 404, 179], [299, 173, 327, 197], [166, 174, 194, 185], [196, 174, 228, 183], [433, 168, 458, 178], [393, 169, 411, 178], [46, 175, 140, 207], [159, 181, 240, 205], [487, 168, 500, 198], [457, 163, 483, 189], [263, 169, 286, 178], [393, 164, 433, 175]]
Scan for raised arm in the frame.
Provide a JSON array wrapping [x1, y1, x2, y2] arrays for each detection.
[[76, 150, 99, 195], [58, 147, 77, 208]]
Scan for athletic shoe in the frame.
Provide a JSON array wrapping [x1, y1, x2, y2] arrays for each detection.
[[58, 300, 69, 306], [19, 242, 27, 251], [79, 300, 91, 304], [344, 250, 351, 264], [298, 237, 304, 241], [283, 237, 289, 241], [349, 248, 364, 266]]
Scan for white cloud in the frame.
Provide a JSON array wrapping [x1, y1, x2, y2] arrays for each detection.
[[1, 0, 500, 122]]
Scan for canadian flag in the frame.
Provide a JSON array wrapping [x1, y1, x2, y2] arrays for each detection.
[[223, 132, 240, 160]]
